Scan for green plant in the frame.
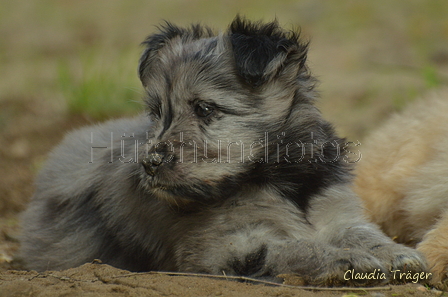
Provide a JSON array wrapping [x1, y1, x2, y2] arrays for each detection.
[[422, 64, 442, 89], [57, 50, 143, 120]]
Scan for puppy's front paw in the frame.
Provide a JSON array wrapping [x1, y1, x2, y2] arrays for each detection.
[[305, 249, 388, 287], [371, 244, 429, 284]]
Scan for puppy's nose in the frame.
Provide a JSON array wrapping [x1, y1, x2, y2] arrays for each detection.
[[142, 152, 164, 176]]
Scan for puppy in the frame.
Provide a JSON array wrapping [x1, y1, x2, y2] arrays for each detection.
[[20, 16, 426, 286], [354, 88, 448, 285]]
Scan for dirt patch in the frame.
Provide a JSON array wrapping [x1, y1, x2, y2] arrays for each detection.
[[0, 98, 96, 216], [0, 263, 440, 297]]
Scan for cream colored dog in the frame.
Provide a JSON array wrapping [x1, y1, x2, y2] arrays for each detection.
[[354, 88, 448, 285]]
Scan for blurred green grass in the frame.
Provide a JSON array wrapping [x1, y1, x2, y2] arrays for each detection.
[[0, 0, 447, 140], [57, 50, 143, 120]]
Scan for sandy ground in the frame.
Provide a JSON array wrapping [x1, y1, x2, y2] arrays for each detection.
[[0, 263, 441, 297]]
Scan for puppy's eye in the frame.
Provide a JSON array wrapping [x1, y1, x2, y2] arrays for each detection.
[[195, 101, 214, 117]]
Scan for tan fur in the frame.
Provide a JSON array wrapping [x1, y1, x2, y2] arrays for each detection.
[[354, 88, 448, 284], [418, 211, 448, 283]]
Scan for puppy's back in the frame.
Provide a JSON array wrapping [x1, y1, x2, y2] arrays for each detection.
[[20, 116, 154, 271]]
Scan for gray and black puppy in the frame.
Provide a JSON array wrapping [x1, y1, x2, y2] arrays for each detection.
[[20, 17, 427, 286]]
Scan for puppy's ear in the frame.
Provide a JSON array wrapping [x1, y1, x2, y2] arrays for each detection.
[[229, 16, 308, 87], [138, 22, 183, 85], [139, 23, 215, 86]]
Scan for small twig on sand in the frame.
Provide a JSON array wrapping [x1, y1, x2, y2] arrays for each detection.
[[111, 271, 392, 292]]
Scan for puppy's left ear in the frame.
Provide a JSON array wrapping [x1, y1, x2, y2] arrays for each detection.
[[229, 16, 308, 87], [139, 22, 215, 86], [139, 22, 185, 86]]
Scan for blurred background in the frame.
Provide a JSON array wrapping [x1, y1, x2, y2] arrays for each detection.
[[0, 0, 447, 264]]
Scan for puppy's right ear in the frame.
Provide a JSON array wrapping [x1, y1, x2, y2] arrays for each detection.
[[229, 16, 308, 87], [138, 22, 184, 85]]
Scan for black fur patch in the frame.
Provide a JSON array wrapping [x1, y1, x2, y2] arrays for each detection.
[[229, 16, 308, 87], [230, 245, 268, 276], [248, 123, 352, 212], [43, 187, 98, 225]]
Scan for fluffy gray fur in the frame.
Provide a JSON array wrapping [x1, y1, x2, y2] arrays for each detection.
[[20, 17, 427, 286]]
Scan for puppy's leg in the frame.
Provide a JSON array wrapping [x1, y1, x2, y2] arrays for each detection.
[[267, 239, 390, 286], [177, 223, 389, 286], [175, 190, 396, 286], [417, 211, 448, 285], [308, 184, 427, 283]]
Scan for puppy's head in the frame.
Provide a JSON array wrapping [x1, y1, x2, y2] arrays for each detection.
[[137, 16, 324, 206]]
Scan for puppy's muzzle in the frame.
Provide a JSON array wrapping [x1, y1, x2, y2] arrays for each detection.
[[142, 152, 164, 176]]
